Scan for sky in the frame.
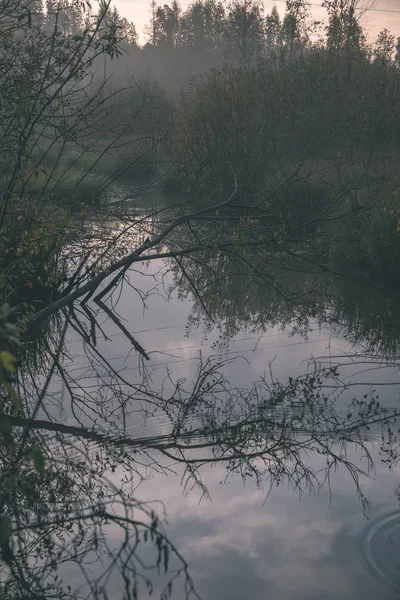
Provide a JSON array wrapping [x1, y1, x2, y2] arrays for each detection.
[[112, 0, 400, 45]]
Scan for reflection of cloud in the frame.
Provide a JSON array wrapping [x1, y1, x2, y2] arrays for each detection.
[[195, 547, 269, 600], [57, 400, 400, 599], [131, 444, 399, 600]]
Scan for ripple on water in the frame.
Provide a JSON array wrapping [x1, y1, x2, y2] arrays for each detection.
[[358, 509, 400, 593]]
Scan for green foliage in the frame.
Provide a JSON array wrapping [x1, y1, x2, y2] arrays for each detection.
[[0, 0, 135, 306], [174, 67, 272, 199], [0, 200, 69, 305], [374, 29, 396, 65], [224, 0, 265, 68], [324, 165, 400, 285], [171, 32, 400, 286], [31, 446, 45, 475], [174, 47, 400, 193], [323, 0, 365, 53], [0, 304, 21, 459]]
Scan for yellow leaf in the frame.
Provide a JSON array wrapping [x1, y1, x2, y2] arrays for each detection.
[[17, 215, 23, 221], [0, 351, 16, 373], [2, 382, 20, 412]]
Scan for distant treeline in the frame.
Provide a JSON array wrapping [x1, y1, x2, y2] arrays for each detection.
[[27, 0, 400, 90]]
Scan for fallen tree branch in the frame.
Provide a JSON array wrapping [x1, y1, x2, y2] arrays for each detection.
[[30, 174, 239, 323]]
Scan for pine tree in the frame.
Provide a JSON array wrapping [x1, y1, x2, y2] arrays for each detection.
[[281, 0, 310, 56], [144, 0, 159, 46], [322, 0, 364, 53], [374, 29, 395, 65], [265, 5, 281, 55], [224, 0, 265, 68]]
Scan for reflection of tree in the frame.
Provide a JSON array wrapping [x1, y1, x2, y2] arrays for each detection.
[[0, 319, 201, 600], [2, 311, 400, 600], [170, 246, 400, 358]]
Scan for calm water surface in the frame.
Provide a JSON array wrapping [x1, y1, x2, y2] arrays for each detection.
[[53, 253, 400, 599]]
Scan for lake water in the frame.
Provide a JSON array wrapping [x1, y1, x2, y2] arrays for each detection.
[[48, 251, 400, 600]]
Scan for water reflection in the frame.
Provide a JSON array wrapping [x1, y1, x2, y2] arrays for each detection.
[[134, 449, 400, 600], [3, 239, 400, 598], [360, 509, 400, 594], [169, 249, 400, 358]]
